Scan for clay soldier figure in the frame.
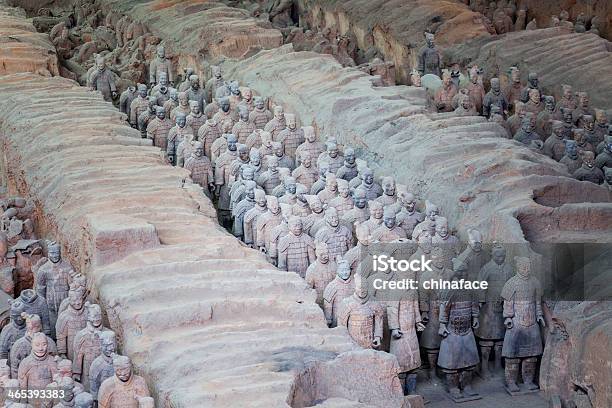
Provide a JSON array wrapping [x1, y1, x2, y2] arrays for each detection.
[[232, 107, 256, 145], [317, 173, 338, 206], [295, 127, 325, 167], [256, 195, 283, 255], [55, 283, 87, 361], [89, 56, 116, 102], [375, 177, 398, 211], [417, 33, 441, 77], [519, 72, 541, 104], [292, 152, 318, 191], [230, 145, 251, 183], [243, 190, 268, 248], [434, 72, 458, 113], [249, 149, 264, 179], [335, 148, 358, 182], [371, 207, 407, 242], [215, 134, 239, 226], [230, 166, 257, 211], [238, 87, 255, 113], [461, 229, 488, 281], [18, 290, 51, 337], [271, 142, 295, 170], [317, 141, 344, 175], [310, 165, 329, 195], [36, 242, 75, 330], [0, 300, 26, 359], [205, 66, 225, 103], [150, 72, 171, 104], [278, 217, 315, 278], [0, 232, 15, 296], [232, 181, 256, 240], [483, 78, 508, 118], [89, 331, 116, 404], [137, 97, 158, 139], [466, 67, 486, 113], [129, 85, 148, 129], [146, 107, 172, 151], [302, 196, 325, 237], [265, 106, 287, 141], [228, 82, 243, 117], [246, 129, 265, 150], [328, 179, 353, 217], [581, 115, 599, 146], [554, 85, 576, 115], [258, 131, 275, 159], [387, 279, 425, 395], [593, 109, 609, 143], [249, 97, 272, 130], [75, 392, 94, 408], [574, 151, 604, 184], [163, 89, 179, 118], [98, 355, 150, 408], [557, 108, 575, 140], [432, 216, 459, 265], [257, 156, 282, 195], [11, 313, 57, 380], [437, 258, 481, 402], [341, 187, 369, 227], [523, 89, 544, 116], [507, 101, 526, 136], [185, 75, 206, 113], [595, 135, 612, 169], [536, 95, 555, 138], [197, 116, 221, 160], [352, 167, 382, 200], [476, 243, 513, 378], [574, 129, 594, 155], [603, 167, 612, 190], [276, 114, 304, 158], [267, 210, 290, 267], [396, 191, 424, 239], [52, 376, 78, 407], [315, 208, 353, 259], [337, 272, 383, 349], [170, 92, 191, 123], [501, 257, 544, 393], [503, 67, 522, 110], [292, 185, 311, 217], [47, 358, 84, 405], [543, 121, 566, 161], [559, 140, 582, 174], [18, 332, 58, 407], [186, 100, 206, 137], [412, 201, 438, 241], [419, 247, 451, 380], [119, 86, 136, 120], [359, 201, 384, 237], [73, 303, 110, 392], [513, 114, 542, 146], [305, 243, 336, 307], [490, 105, 512, 138], [454, 94, 478, 116], [184, 142, 215, 198], [212, 97, 235, 132], [149, 45, 173, 87], [322, 259, 354, 327], [166, 112, 193, 166], [573, 92, 595, 128]]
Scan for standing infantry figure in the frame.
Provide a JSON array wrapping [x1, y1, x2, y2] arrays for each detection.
[[36, 242, 75, 330], [89, 56, 116, 102], [276, 114, 304, 158], [232, 181, 256, 240], [186, 100, 206, 137], [243, 190, 268, 247], [278, 217, 315, 278], [352, 167, 382, 200], [17, 333, 58, 408], [437, 258, 481, 402], [98, 355, 150, 408], [256, 196, 283, 257], [371, 207, 407, 242], [328, 179, 353, 217], [292, 152, 318, 191], [212, 97, 235, 132], [215, 134, 239, 226], [396, 191, 424, 239], [335, 148, 358, 182], [501, 257, 545, 394], [75, 392, 94, 408], [184, 142, 215, 198], [149, 45, 173, 87], [323, 260, 354, 327], [257, 156, 282, 195], [249, 97, 272, 130], [296, 127, 325, 167], [315, 208, 353, 259], [338, 272, 383, 349], [341, 187, 369, 226], [205, 66, 225, 103], [186, 75, 206, 113], [265, 106, 287, 141], [166, 112, 193, 166], [0, 300, 26, 359], [460, 229, 488, 281], [73, 303, 110, 392], [119, 86, 136, 119], [89, 331, 116, 405], [129, 85, 149, 129], [55, 283, 88, 361], [476, 243, 513, 378], [317, 141, 344, 175], [305, 242, 336, 307], [232, 107, 256, 145], [19, 289, 52, 337], [146, 107, 172, 150], [483, 78, 508, 118], [417, 32, 441, 77]]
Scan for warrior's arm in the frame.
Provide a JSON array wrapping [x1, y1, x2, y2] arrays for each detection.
[[438, 300, 450, 324], [386, 301, 400, 330]]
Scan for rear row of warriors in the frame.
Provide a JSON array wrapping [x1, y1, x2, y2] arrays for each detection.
[[0, 200, 151, 408]]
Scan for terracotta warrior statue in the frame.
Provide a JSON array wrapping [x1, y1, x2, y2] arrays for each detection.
[[305, 242, 336, 307], [310, 165, 329, 196], [338, 272, 383, 349], [249, 97, 272, 130], [483, 78, 508, 118], [412, 200, 438, 241], [595, 135, 612, 169], [185, 75, 206, 114], [375, 176, 398, 210], [75, 392, 94, 408], [523, 89, 544, 116], [0, 299, 26, 359], [291, 185, 311, 217], [359, 200, 384, 237], [335, 148, 358, 182], [232, 181, 257, 240], [119, 86, 136, 120], [295, 127, 325, 167], [328, 179, 353, 217], [163, 89, 179, 119], [257, 156, 282, 195], [270, 141, 295, 170], [302, 195, 325, 237], [146, 106, 172, 150], [230, 165, 257, 211], [341, 187, 369, 226], [352, 167, 382, 200], [97, 355, 150, 408], [555, 84, 577, 114], [243, 189, 268, 248], [535, 95, 555, 138], [501, 257, 545, 393], [315, 208, 353, 259], [150, 72, 170, 104], [17, 332, 58, 407], [476, 243, 513, 378], [417, 32, 441, 77], [186, 100, 206, 137], [36, 242, 75, 330], [276, 114, 304, 158], [89, 56, 116, 102], [317, 140, 344, 174], [292, 152, 318, 191], [129, 85, 149, 129], [166, 112, 193, 166], [278, 217, 315, 278], [18, 289, 52, 337], [197, 116, 221, 160], [395, 191, 424, 239], [437, 258, 481, 401], [371, 207, 407, 242], [572, 92, 595, 128], [232, 107, 256, 145], [317, 173, 338, 205], [593, 109, 609, 143], [434, 72, 458, 113], [215, 134, 239, 226], [89, 331, 116, 404], [513, 114, 542, 146], [11, 312, 58, 376], [47, 358, 84, 405], [149, 45, 173, 87], [55, 283, 88, 361], [73, 303, 110, 392], [519, 72, 541, 104], [573, 151, 604, 184], [238, 87, 254, 113], [184, 141, 215, 197], [137, 97, 158, 140], [256, 195, 283, 257], [559, 140, 582, 174], [581, 115, 599, 146], [503, 66, 522, 110], [265, 106, 287, 141], [205, 66, 225, 103], [213, 97, 235, 132], [542, 121, 566, 161]]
